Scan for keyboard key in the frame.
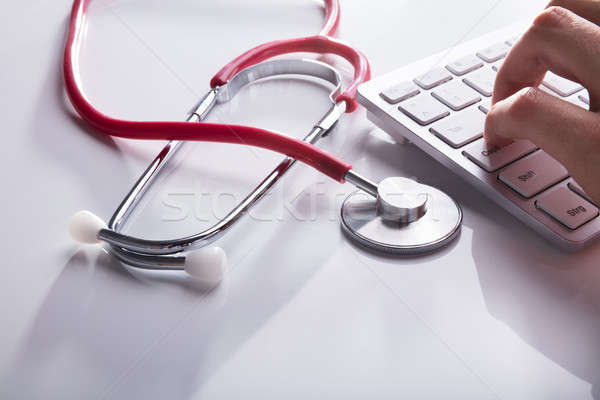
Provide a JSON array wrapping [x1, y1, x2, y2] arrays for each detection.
[[540, 85, 587, 109], [430, 109, 484, 148], [498, 151, 568, 198], [540, 85, 578, 105], [446, 55, 483, 76], [542, 72, 583, 97], [431, 81, 481, 111], [463, 68, 496, 97], [414, 67, 453, 90], [463, 139, 537, 172], [476, 42, 510, 63], [567, 94, 588, 108], [579, 90, 590, 105], [539, 84, 559, 98], [568, 181, 597, 206], [380, 81, 420, 104], [399, 94, 450, 125], [479, 101, 491, 114], [491, 60, 504, 72], [536, 186, 599, 229]]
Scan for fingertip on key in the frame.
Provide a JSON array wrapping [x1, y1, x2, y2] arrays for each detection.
[[483, 101, 514, 146]]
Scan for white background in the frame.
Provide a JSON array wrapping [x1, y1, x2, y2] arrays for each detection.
[[2, 0, 600, 399]]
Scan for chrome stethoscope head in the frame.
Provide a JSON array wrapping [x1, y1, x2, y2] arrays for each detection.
[[341, 177, 462, 255]]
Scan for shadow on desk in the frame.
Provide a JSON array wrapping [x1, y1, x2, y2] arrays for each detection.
[[1, 210, 336, 399], [469, 201, 600, 399], [359, 127, 600, 398]]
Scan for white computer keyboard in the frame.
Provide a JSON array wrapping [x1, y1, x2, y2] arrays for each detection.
[[357, 23, 600, 250]]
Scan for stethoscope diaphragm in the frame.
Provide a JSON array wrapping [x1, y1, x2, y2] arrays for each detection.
[[340, 178, 462, 255]]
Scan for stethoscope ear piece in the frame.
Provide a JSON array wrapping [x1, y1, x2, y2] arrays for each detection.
[[184, 247, 227, 284], [68, 210, 107, 245], [68, 210, 228, 284]]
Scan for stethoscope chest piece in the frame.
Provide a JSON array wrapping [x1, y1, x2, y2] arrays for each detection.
[[341, 177, 462, 255]]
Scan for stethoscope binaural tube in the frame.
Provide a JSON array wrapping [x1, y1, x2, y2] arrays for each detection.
[[67, 58, 378, 283], [64, 0, 373, 283]]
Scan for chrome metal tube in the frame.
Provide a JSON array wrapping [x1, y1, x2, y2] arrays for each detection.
[[101, 116, 336, 255], [107, 89, 218, 232], [345, 170, 379, 198], [110, 246, 185, 270], [99, 59, 345, 269]]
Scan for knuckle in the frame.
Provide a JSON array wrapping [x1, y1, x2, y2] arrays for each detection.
[[508, 87, 541, 120], [533, 6, 573, 29], [484, 104, 507, 136], [484, 105, 501, 129]]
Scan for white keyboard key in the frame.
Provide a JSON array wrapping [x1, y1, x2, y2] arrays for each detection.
[[498, 151, 568, 198], [491, 59, 504, 72], [463, 68, 496, 97], [479, 101, 491, 114], [579, 90, 590, 105], [430, 109, 484, 148], [539, 84, 559, 98], [399, 94, 450, 125], [566, 94, 588, 109], [476, 42, 510, 63], [569, 181, 597, 206], [414, 67, 453, 90], [446, 55, 483, 76], [463, 139, 537, 172], [541, 85, 588, 109], [357, 26, 600, 247], [536, 186, 599, 229], [542, 72, 583, 97], [506, 35, 520, 46], [431, 81, 481, 111], [380, 81, 420, 104]]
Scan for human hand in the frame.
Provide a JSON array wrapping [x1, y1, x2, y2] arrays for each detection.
[[485, 0, 600, 203]]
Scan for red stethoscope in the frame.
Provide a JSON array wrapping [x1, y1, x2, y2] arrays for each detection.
[[66, 0, 462, 283]]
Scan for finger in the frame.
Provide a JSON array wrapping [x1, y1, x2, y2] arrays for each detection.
[[485, 86, 600, 199], [493, 7, 600, 108], [546, 0, 600, 26]]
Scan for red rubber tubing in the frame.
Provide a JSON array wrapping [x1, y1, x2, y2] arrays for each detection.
[[210, 35, 370, 112], [211, 0, 370, 112], [63, 0, 370, 182], [321, 0, 341, 36]]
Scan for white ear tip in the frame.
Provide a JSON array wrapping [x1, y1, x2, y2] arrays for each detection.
[[184, 247, 227, 284], [68, 210, 107, 244]]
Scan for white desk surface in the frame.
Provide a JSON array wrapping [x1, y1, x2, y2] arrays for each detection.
[[2, 1, 600, 399]]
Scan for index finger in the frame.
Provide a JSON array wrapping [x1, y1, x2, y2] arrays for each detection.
[[546, 0, 600, 26], [492, 7, 600, 107]]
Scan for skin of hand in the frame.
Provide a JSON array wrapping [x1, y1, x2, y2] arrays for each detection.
[[485, 0, 600, 203]]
